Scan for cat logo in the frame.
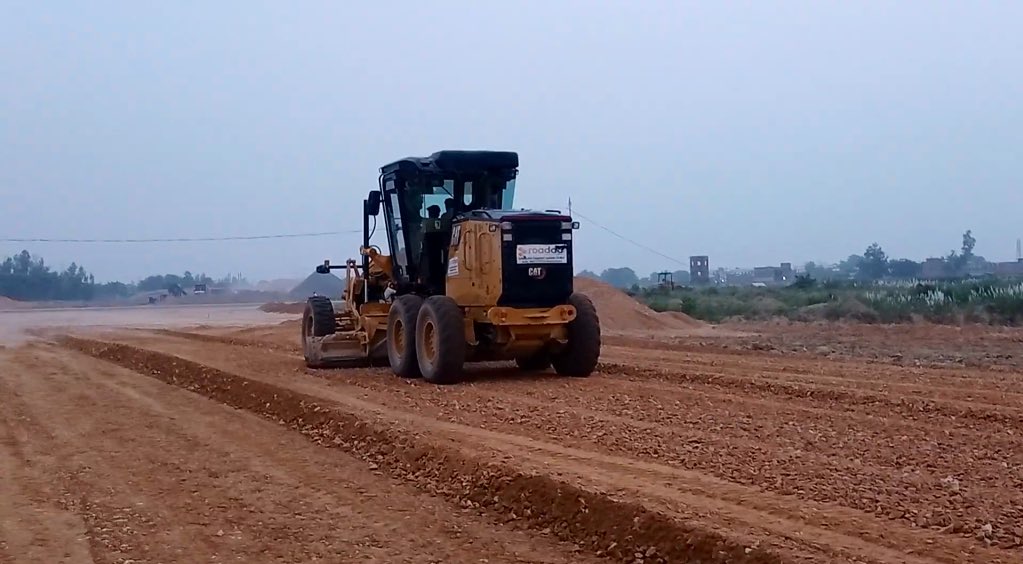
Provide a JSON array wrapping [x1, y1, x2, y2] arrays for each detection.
[[528, 266, 546, 279]]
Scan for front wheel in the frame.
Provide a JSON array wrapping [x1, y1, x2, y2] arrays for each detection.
[[303, 296, 337, 368], [551, 293, 601, 377], [416, 296, 466, 385]]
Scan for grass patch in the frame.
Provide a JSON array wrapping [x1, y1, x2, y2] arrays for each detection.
[[636, 279, 1023, 325]]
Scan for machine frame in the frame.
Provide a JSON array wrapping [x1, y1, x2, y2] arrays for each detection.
[[302, 150, 600, 384]]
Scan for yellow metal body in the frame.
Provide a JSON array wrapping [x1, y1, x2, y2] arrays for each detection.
[[345, 249, 392, 360], [310, 220, 574, 365], [445, 221, 503, 306], [446, 219, 576, 360]]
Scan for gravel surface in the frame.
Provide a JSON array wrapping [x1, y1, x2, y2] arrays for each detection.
[[2, 302, 1022, 563]]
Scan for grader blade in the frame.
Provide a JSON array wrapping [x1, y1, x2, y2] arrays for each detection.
[[303, 332, 371, 368]]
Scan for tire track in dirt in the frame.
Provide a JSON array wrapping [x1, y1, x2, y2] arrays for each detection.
[[0, 350, 164, 564], [152, 328, 300, 353], [603, 339, 1023, 389], [64, 336, 1008, 563], [104, 330, 1022, 560], [158, 327, 1019, 437], [0, 403, 93, 564], [3, 344, 612, 564], [604, 346, 1023, 405], [61, 336, 784, 564], [125, 330, 1023, 549], [133, 330, 1023, 458], [600, 360, 1023, 430], [138, 330, 1023, 494], [165, 326, 1023, 427]]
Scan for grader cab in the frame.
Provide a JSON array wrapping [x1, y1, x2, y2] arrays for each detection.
[[302, 150, 600, 384]]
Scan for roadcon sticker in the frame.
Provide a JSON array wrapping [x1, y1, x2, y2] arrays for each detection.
[[516, 244, 568, 265]]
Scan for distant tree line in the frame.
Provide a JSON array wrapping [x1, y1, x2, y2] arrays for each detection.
[[804, 230, 980, 284], [578, 267, 691, 290], [0, 250, 247, 302], [0, 230, 995, 301], [0, 250, 97, 301], [583, 229, 993, 290]]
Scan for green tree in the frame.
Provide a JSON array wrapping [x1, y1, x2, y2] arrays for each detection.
[[962, 229, 976, 260], [888, 259, 921, 279], [858, 243, 889, 281], [836, 255, 864, 278], [952, 229, 976, 276], [789, 273, 817, 289], [600, 267, 639, 289], [0, 250, 97, 301]]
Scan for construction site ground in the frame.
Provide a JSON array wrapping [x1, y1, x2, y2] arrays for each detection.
[[2, 287, 1022, 563]]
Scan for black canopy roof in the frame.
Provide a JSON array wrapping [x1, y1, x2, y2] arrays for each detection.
[[380, 150, 518, 176]]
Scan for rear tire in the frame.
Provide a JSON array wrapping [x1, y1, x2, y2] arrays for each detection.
[[551, 293, 601, 377], [515, 352, 552, 372], [416, 296, 466, 385], [387, 295, 424, 378]]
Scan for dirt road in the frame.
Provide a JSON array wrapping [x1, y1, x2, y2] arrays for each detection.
[[0, 303, 283, 345], [2, 304, 1022, 563]]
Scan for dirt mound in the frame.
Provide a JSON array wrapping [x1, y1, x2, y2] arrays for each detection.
[[259, 302, 306, 314], [573, 277, 705, 332], [265, 278, 708, 333], [0, 295, 25, 309], [658, 310, 706, 327], [288, 273, 343, 300]]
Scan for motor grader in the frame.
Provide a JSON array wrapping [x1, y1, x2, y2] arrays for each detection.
[[301, 150, 600, 384]]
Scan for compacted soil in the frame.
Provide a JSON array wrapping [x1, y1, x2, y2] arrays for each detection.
[[2, 293, 1021, 563]]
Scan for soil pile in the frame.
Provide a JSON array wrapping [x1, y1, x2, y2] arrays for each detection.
[[573, 277, 706, 332], [259, 302, 306, 314], [260, 276, 710, 331], [288, 272, 344, 300], [254, 278, 303, 293], [0, 295, 25, 310]]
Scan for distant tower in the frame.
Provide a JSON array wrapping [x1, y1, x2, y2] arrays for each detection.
[[1017, 238, 1021, 262], [690, 255, 710, 285]]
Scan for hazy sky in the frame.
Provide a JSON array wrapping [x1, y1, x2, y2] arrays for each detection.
[[2, 1, 1021, 282]]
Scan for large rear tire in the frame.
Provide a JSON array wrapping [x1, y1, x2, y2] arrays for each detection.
[[416, 296, 466, 385], [387, 294, 424, 378], [551, 293, 601, 377]]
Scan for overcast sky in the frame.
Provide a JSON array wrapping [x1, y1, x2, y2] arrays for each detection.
[[2, 1, 1021, 282]]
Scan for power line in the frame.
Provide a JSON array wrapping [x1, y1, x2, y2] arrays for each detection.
[[0, 230, 361, 244], [570, 207, 689, 268], [4, 210, 691, 269]]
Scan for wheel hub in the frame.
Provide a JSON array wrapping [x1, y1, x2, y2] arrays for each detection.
[[422, 319, 437, 362], [392, 318, 405, 357]]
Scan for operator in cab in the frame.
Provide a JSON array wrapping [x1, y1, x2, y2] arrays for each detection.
[[440, 198, 456, 230]]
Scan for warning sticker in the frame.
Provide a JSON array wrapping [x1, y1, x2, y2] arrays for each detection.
[[516, 244, 568, 265], [447, 257, 460, 276]]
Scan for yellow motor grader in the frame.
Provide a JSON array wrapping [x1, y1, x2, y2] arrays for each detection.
[[301, 150, 600, 384]]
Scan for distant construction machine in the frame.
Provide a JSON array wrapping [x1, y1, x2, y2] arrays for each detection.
[[301, 150, 601, 384]]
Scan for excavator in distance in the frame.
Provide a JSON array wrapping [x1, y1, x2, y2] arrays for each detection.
[[301, 150, 601, 384]]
